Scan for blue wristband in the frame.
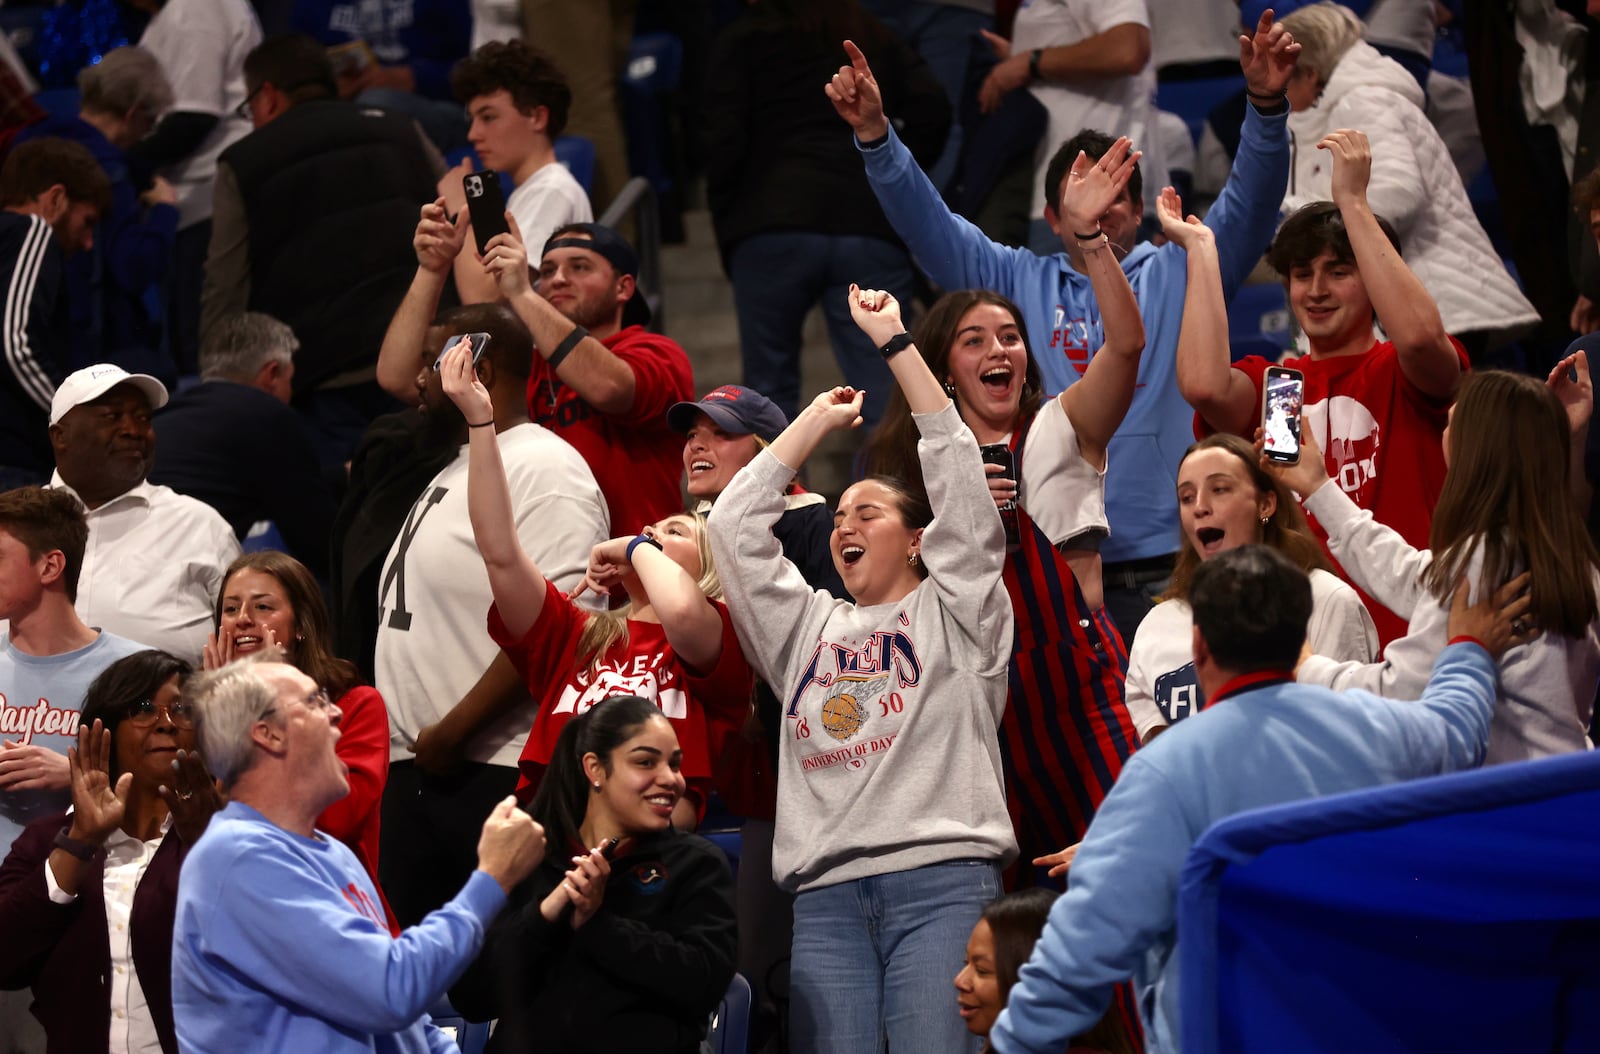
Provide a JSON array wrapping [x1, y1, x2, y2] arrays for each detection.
[[626, 534, 663, 562]]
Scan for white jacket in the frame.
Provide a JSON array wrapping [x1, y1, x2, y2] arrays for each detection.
[[1283, 41, 1539, 339], [1297, 481, 1599, 764]]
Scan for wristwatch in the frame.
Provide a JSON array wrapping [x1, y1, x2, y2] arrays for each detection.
[[1028, 49, 1044, 82], [53, 828, 99, 861]]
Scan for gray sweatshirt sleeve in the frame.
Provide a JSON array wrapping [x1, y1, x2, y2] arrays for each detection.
[[706, 450, 841, 690], [1302, 480, 1430, 618], [912, 404, 1013, 671]]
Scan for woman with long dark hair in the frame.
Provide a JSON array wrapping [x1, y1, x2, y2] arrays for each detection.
[[1122, 433, 1376, 741], [1272, 362, 1600, 761], [450, 694, 737, 1053], [0, 650, 218, 1053], [863, 140, 1146, 881]]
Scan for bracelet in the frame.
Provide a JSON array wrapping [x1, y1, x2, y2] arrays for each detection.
[[1078, 235, 1111, 254], [625, 534, 664, 562], [53, 827, 99, 861], [879, 332, 915, 359], [467, 419, 495, 429], [1072, 227, 1103, 241], [546, 324, 588, 370], [1027, 48, 1043, 82]]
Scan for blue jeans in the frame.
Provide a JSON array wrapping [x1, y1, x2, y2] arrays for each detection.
[[731, 232, 916, 432], [790, 859, 1000, 1054], [859, 0, 992, 191]]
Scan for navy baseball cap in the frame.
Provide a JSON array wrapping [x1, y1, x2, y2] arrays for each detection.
[[667, 385, 789, 442], [542, 222, 652, 328]]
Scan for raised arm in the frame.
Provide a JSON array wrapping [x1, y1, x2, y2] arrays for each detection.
[[976, 22, 1151, 115], [846, 284, 948, 414], [1325, 129, 1459, 400], [580, 530, 727, 671], [488, 216, 639, 415], [438, 338, 547, 638], [376, 199, 467, 402], [1163, 187, 1257, 436], [1546, 349, 1594, 514], [1056, 140, 1147, 462]]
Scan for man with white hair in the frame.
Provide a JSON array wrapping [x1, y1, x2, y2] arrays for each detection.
[[150, 311, 338, 575], [172, 659, 546, 1053]]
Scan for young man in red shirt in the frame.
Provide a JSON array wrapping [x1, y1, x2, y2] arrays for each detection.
[[1179, 129, 1467, 644]]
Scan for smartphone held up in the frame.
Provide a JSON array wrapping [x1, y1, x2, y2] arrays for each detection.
[[1261, 366, 1304, 465], [463, 170, 510, 254], [432, 332, 492, 371]]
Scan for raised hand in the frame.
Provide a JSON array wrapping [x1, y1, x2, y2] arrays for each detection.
[[1155, 185, 1213, 251], [1238, 9, 1301, 97], [1256, 415, 1329, 498], [1546, 348, 1593, 436], [439, 336, 494, 424], [157, 748, 223, 845], [824, 40, 890, 142], [415, 198, 469, 274], [65, 722, 129, 845], [807, 385, 867, 433], [1320, 129, 1372, 210], [477, 795, 547, 894], [1445, 572, 1537, 660], [568, 536, 634, 604], [976, 30, 1029, 115], [1059, 137, 1140, 235], [202, 629, 234, 671], [482, 212, 532, 299], [847, 283, 906, 347]]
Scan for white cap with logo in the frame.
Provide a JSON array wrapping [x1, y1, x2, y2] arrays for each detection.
[[49, 364, 169, 426]]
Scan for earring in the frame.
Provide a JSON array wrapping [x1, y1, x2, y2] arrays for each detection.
[[1260, 516, 1269, 527], [907, 551, 920, 568], [943, 382, 957, 398], [592, 781, 601, 790]]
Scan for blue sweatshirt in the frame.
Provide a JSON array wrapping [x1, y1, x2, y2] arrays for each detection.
[[291, 0, 472, 101], [857, 103, 1289, 563], [172, 801, 504, 1053], [989, 642, 1500, 1054]]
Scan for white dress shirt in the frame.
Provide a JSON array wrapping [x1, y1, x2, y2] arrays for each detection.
[[49, 476, 241, 666]]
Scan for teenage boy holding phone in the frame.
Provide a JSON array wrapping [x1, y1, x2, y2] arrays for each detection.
[[1175, 128, 1467, 644], [440, 40, 592, 305]]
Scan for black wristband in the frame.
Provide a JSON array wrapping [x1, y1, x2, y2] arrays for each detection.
[[546, 325, 588, 370], [467, 419, 495, 429], [626, 534, 664, 562], [1073, 227, 1103, 241], [879, 332, 915, 359], [54, 827, 98, 861], [1028, 48, 1043, 82], [857, 131, 890, 150]]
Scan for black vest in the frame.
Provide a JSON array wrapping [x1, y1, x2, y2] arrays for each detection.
[[222, 100, 439, 393]]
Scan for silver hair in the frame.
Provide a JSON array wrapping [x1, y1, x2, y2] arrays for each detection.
[[199, 312, 299, 383], [1280, 2, 1365, 82], [187, 660, 279, 789], [78, 47, 174, 126]]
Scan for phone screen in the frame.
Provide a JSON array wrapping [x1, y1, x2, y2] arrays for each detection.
[[1262, 367, 1304, 464], [463, 170, 510, 254]]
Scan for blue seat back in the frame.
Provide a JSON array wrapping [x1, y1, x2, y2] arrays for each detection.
[[706, 972, 752, 1054]]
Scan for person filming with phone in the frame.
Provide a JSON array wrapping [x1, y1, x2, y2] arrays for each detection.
[[1173, 129, 1466, 646]]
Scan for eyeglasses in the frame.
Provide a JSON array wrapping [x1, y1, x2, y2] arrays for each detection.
[[258, 686, 334, 721], [126, 697, 196, 730], [234, 84, 265, 120]]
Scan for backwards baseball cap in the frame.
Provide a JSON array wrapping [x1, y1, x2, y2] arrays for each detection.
[[49, 363, 169, 426], [542, 222, 652, 329], [667, 385, 789, 443]]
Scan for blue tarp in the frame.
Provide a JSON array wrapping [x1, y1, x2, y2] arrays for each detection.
[[1178, 751, 1600, 1053]]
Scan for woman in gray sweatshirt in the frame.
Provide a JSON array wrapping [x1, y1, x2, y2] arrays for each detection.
[[707, 284, 1017, 1054]]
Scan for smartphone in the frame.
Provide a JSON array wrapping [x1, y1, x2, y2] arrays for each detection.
[[431, 331, 491, 370], [1261, 366, 1305, 464], [979, 443, 1021, 550], [599, 836, 621, 861], [463, 169, 509, 254]]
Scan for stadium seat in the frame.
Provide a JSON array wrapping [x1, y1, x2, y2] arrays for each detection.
[[706, 972, 752, 1054], [1226, 281, 1293, 362], [426, 996, 490, 1054]]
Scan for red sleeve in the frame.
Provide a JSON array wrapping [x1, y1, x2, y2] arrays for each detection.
[[1194, 355, 1270, 439], [488, 579, 589, 693], [607, 329, 695, 423], [683, 603, 755, 712], [319, 686, 388, 846], [1394, 334, 1470, 420], [689, 604, 775, 818]]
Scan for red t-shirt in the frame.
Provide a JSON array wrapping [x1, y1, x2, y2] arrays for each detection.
[[525, 325, 694, 536], [489, 580, 754, 811], [1202, 338, 1468, 645]]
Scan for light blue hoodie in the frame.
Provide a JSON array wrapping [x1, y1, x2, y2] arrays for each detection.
[[857, 103, 1290, 562]]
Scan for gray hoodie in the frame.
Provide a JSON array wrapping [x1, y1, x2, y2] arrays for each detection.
[[707, 404, 1018, 893]]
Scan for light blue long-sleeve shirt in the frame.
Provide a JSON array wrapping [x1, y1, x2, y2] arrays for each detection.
[[857, 103, 1289, 562], [172, 801, 505, 1054], [990, 642, 1500, 1053]]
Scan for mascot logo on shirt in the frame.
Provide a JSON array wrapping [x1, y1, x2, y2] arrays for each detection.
[[628, 861, 668, 894], [820, 674, 889, 742], [1306, 396, 1381, 505], [784, 631, 923, 718]]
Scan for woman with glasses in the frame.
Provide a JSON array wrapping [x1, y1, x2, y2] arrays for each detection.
[[0, 649, 221, 1054], [205, 550, 395, 927]]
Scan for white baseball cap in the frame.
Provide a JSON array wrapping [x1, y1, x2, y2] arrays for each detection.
[[49, 364, 169, 426]]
